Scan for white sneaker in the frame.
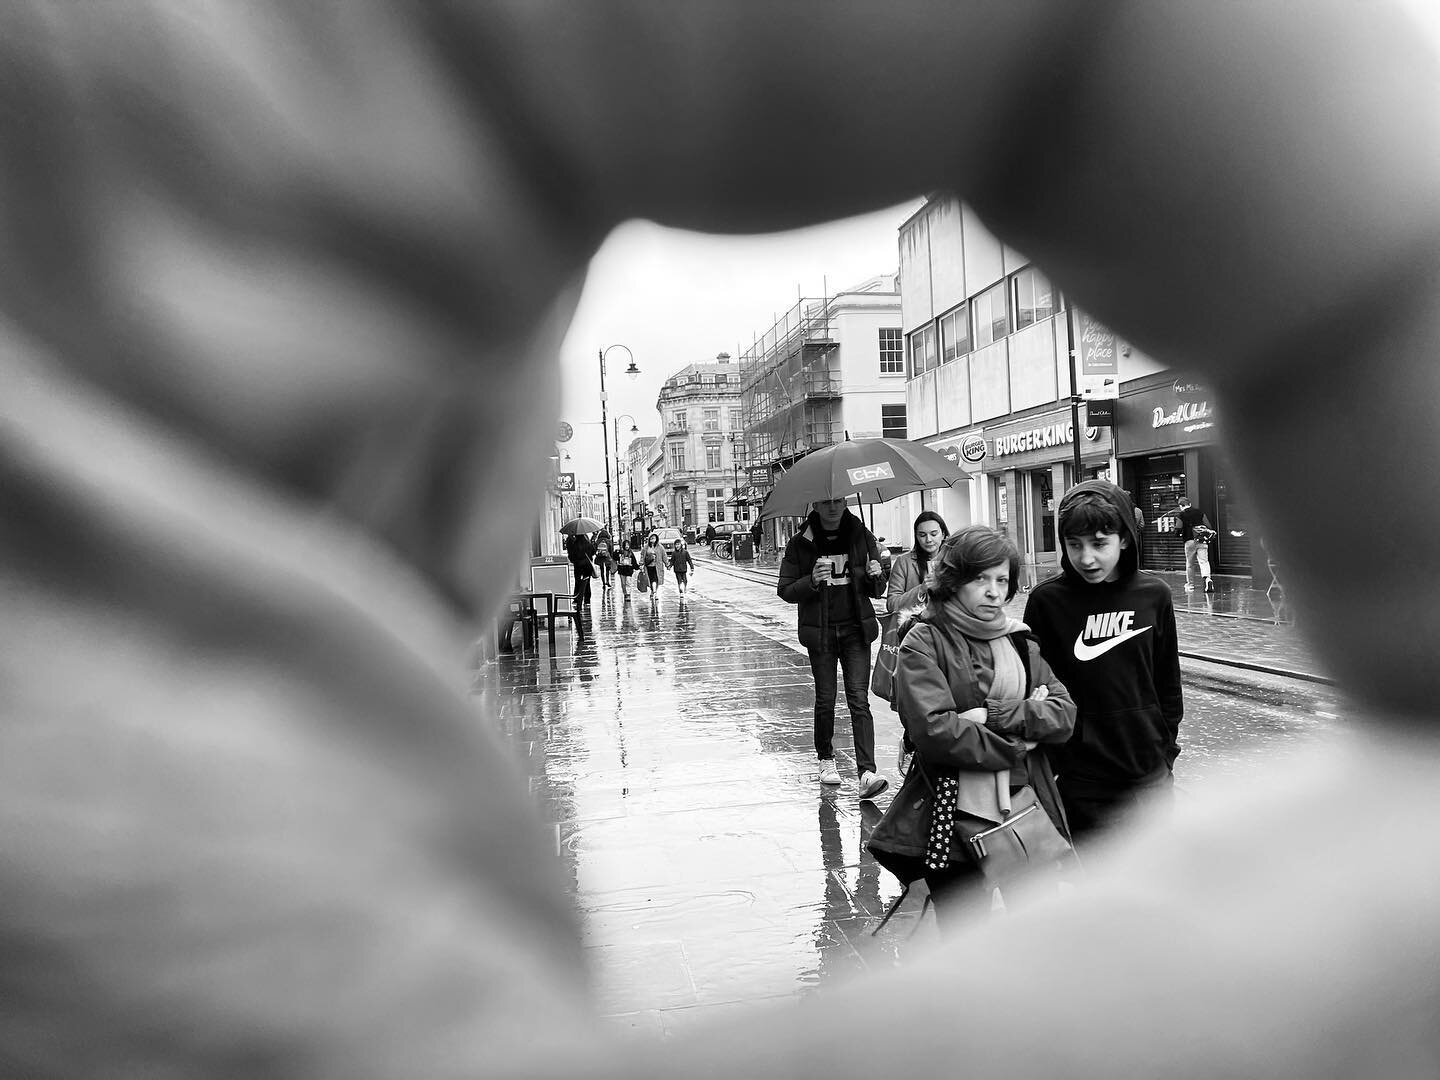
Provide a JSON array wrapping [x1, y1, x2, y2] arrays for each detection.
[[1183, 583, 1195, 592], [818, 759, 842, 785], [859, 770, 889, 801]]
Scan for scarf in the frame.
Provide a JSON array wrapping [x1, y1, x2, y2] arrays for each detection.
[[935, 595, 1027, 642]]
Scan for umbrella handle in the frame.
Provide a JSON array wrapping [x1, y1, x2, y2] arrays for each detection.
[[996, 770, 1011, 816]]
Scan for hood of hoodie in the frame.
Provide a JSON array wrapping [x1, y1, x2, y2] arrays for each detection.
[[1056, 480, 1142, 584]]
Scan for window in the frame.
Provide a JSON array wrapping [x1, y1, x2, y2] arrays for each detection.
[[706, 446, 721, 469], [669, 446, 685, 471], [939, 303, 970, 363], [671, 410, 687, 431], [703, 408, 720, 431], [907, 324, 937, 376], [972, 282, 1008, 348], [729, 408, 742, 430], [1012, 266, 1056, 330], [881, 403, 907, 440], [707, 488, 726, 522], [715, 373, 728, 385], [879, 328, 904, 374]]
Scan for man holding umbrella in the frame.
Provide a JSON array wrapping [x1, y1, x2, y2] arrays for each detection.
[[778, 497, 890, 800]]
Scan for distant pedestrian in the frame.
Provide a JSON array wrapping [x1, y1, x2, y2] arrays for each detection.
[[670, 538, 695, 597], [750, 518, 763, 556], [615, 540, 638, 601], [883, 510, 950, 775], [1173, 495, 1215, 593], [1023, 481, 1182, 845], [642, 534, 664, 599], [875, 525, 1075, 926], [777, 497, 889, 800], [565, 531, 596, 609], [705, 522, 717, 548], [594, 534, 616, 591]]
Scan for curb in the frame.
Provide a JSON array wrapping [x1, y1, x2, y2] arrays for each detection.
[[699, 553, 1332, 686]]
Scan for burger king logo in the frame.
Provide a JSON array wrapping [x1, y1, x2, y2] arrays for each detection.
[[960, 434, 987, 464]]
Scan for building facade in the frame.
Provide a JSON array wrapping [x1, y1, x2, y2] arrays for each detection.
[[653, 355, 745, 532], [738, 274, 909, 546], [899, 196, 1252, 584]]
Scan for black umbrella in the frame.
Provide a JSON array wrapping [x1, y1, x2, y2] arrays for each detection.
[[559, 516, 604, 535], [758, 438, 971, 521]]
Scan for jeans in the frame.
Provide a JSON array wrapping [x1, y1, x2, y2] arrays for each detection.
[[1184, 538, 1211, 587], [807, 622, 877, 777]]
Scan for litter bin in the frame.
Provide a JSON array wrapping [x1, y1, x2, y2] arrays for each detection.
[[733, 536, 754, 561]]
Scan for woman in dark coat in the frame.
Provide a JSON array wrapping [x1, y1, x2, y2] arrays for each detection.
[[871, 525, 1075, 928]]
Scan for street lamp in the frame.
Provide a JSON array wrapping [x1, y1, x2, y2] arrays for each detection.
[[613, 413, 641, 541], [598, 344, 641, 539]]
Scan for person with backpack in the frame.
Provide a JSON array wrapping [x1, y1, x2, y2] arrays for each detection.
[[615, 539, 639, 601], [1173, 495, 1215, 593], [594, 533, 616, 592]]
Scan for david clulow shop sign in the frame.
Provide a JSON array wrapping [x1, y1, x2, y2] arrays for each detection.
[[1153, 380, 1214, 434], [1120, 378, 1218, 452]]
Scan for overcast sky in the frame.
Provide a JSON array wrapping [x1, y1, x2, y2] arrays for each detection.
[[554, 198, 925, 492]]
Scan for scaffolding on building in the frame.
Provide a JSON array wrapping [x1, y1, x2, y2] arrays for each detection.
[[739, 292, 843, 475]]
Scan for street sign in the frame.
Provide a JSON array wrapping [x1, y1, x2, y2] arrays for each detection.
[[556, 421, 574, 443], [747, 466, 771, 485], [1085, 399, 1116, 427], [555, 472, 575, 492]]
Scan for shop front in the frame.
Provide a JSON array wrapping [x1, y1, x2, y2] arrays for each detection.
[[1115, 374, 1253, 575], [978, 408, 1112, 589]]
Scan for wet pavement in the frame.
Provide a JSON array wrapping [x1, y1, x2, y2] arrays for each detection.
[[469, 552, 1343, 1038]]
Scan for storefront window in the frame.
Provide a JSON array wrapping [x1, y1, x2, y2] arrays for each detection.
[[1031, 471, 1055, 554]]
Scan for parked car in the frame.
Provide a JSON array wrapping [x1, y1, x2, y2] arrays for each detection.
[[654, 527, 684, 553], [708, 522, 750, 558]]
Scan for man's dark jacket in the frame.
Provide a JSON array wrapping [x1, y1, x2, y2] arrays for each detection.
[[776, 510, 886, 650]]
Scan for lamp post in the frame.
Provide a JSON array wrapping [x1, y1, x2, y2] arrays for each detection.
[[727, 431, 745, 523], [598, 345, 641, 539], [613, 413, 640, 543]]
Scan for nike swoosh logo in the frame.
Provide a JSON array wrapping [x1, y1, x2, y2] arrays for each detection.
[[1073, 626, 1151, 661]]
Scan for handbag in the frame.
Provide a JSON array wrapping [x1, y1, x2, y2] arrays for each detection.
[[635, 567, 649, 592], [870, 761, 1072, 888], [937, 779, 1074, 888], [872, 609, 920, 701]]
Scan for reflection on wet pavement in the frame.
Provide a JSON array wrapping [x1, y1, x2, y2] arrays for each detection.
[[472, 563, 1340, 1036], [474, 582, 927, 1035]]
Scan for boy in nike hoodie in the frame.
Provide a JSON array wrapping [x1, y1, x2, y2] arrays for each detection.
[[1022, 480, 1182, 844]]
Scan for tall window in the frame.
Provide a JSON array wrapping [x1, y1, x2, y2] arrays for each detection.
[[669, 446, 685, 471], [706, 446, 721, 469], [703, 408, 720, 431], [707, 488, 726, 522], [907, 324, 937, 376], [939, 303, 970, 363], [671, 409, 687, 431], [1012, 266, 1056, 330], [729, 407, 742, 430], [972, 282, 1008, 348], [879, 327, 904, 373], [882, 403, 907, 440]]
